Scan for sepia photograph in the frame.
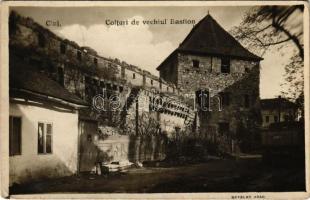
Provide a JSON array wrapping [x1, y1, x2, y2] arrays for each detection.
[[0, 1, 309, 199]]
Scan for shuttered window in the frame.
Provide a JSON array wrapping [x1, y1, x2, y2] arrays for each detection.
[[9, 116, 22, 156]]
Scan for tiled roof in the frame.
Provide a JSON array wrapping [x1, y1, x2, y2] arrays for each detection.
[[157, 14, 262, 70], [260, 98, 297, 110], [10, 70, 88, 106]]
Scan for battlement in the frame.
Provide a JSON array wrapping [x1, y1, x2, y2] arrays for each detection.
[[9, 11, 179, 95]]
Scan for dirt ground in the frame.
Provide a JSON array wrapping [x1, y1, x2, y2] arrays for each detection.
[[10, 158, 305, 194]]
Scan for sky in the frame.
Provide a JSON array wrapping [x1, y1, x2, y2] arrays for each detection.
[[12, 6, 303, 99]]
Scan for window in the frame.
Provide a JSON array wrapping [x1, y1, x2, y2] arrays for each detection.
[[60, 43, 66, 54], [38, 122, 53, 154], [274, 116, 278, 123], [244, 94, 250, 108], [77, 51, 82, 61], [132, 73, 136, 79], [9, 116, 21, 156], [244, 67, 250, 73], [193, 60, 199, 68], [265, 116, 269, 123], [151, 80, 153, 85], [221, 57, 230, 73], [195, 90, 209, 110], [220, 92, 230, 106], [218, 122, 229, 135]]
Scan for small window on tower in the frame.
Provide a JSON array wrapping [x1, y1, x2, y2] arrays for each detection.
[[132, 73, 136, 79], [151, 80, 153, 85], [221, 57, 230, 73], [193, 60, 199, 68]]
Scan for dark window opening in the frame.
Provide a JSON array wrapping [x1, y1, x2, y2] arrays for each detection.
[[94, 57, 98, 66], [119, 86, 123, 93], [9, 116, 21, 156], [274, 116, 278, 123], [265, 116, 269, 123], [151, 80, 153, 85], [193, 60, 199, 68], [218, 122, 229, 135], [60, 43, 66, 54], [77, 51, 82, 61], [244, 94, 250, 108], [195, 90, 209, 110], [132, 73, 136, 79], [245, 67, 250, 73], [221, 57, 230, 73], [87, 134, 92, 142]]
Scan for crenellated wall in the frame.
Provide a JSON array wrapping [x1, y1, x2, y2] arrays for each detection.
[[9, 11, 194, 136]]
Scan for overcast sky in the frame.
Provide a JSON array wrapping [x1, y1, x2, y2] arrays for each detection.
[[12, 6, 302, 99]]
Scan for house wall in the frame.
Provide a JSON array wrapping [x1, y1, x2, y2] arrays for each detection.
[[9, 102, 79, 185], [261, 108, 297, 128]]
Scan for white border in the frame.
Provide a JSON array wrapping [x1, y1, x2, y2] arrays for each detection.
[[0, 1, 309, 199]]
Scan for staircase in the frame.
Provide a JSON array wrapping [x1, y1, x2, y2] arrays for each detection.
[[120, 87, 141, 128]]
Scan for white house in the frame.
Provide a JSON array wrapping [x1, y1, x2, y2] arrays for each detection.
[[9, 70, 87, 185], [260, 96, 298, 128]]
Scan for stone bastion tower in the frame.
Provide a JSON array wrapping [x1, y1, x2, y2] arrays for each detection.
[[157, 14, 263, 153]]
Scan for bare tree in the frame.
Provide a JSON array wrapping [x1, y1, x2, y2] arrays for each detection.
[[231, 5, 304, 103], [231, 5, 304, 59]]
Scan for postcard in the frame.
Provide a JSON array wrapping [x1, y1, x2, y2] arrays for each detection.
[[0, 1, 309, 199]]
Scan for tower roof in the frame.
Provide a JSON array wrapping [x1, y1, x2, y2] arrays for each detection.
[[157, 14, 262, 70]]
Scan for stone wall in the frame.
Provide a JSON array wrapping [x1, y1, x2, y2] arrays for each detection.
[[9, 11, 180, 102], [157, 51, 261, 153], [176, 52, 259, 94]]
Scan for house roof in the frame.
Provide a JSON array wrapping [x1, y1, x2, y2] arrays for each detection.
[[157, 14, 262, 70], [10, 70, 88, 106], [260, 98, 297, 110]]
